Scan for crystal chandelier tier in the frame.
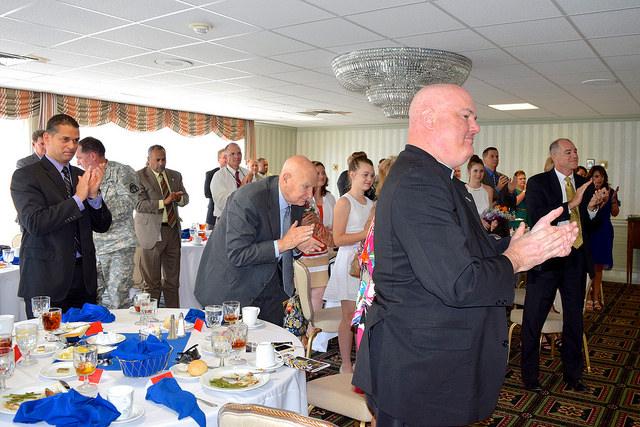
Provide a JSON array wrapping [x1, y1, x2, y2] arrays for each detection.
[[332, 47, 472, 119]]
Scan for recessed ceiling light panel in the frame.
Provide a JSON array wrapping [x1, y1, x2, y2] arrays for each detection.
[[154, 58, 193, 68], [488, 103, 539, 111]]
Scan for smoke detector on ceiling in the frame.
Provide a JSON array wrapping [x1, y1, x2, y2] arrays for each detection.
[[189, 23, 212, 35], [154, 58, 194, 68]]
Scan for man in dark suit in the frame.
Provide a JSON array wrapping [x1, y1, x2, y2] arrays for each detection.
[[352, 84, 578, 426], [521, 138, 609, 392], [204, 148, 227, 230], [16, 129, 46, 168], [10, 114, 112, 318], [134, 145, 189, 308], [194, 155, 321, 324], [482, 146, 516, 208]]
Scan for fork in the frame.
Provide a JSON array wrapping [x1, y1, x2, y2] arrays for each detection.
[[196, 397, 217, 408], [58, 379, 71, 390]]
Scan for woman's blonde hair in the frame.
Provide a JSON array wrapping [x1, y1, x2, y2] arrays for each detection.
[[377, 156, 397, 193]]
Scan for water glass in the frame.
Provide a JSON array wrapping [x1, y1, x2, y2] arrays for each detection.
[[2, 249, 14, 264], [211, 330, 232, 367], [134, 293, 150, 324], [31, 296, 50, 330], [229, 322, 248, 365], [15, 324, 38, 366], [0, 349, 15, 391], [205, 305, 223, 335], [223, 301, 240, 325], [74, 344, 98, 395]]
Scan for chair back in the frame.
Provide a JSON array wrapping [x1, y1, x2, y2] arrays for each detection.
[[293, 260, 315, 323], [219, 403, 336, 427], [11, 233, 22, 248]]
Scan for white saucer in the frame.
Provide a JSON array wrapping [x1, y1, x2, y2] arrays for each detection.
[[32, 343, 59, 358], [112, 405, 145, 424], [246, 320, 265, 330], [40, 361, 76, 379], [170, 363, 207, 381], [247, 354, 284, 370], [87, 332, 126, 345]]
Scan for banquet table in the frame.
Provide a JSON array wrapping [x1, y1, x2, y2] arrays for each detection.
[[0, 308, 307, 426], [178, 242, 205, 309], [0, 265, 25, 322]]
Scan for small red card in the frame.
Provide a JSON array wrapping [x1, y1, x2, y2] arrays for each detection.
[[151, 371, 174, 384], [13, 345, 22, 362], [85, 321, 103, 336], [87, 368, 103, 384], [194, 318, 204, 332]]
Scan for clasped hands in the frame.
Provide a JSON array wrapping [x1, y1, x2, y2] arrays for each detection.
[[278, 220, 322, 254], [163, 191, 184, 205], [503, 206, 579, 273], [569, 179, 610, 211], [75, 162, 106, 201]]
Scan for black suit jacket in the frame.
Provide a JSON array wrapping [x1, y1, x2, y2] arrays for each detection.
[[353, 145, 515, 426], [526, 169, 597, 274], [482, 168, 516, 208], [194, 176, 303, 307], [16, 153, 41, 169], [204, 167, 220, 225], [10, 158, 112, 301]]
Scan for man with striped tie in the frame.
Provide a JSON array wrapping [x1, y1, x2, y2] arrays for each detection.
[[11, 114, 112, 318], [135, 145, 189, 308], [209, 142, 251, 222]]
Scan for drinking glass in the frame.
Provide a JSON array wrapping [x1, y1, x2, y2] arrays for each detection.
[[15, 324, 37, 366], [42, 307, 61, 341], [229, 322, 248, 365], [223, 301, 240, 325], [134, 293, 150, 325], [0, 334, 11, 355], [31, 296, 50, 330], [189, 223, 198, 240], [0, 349, 15, 391], [142, 298, 159, 322], [2, 249, 14, 264], [211, 330, 232, 367], [205, 305, 223, 336], [73, 344, 98, 395]]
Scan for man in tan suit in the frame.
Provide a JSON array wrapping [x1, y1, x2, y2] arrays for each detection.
[[135, 145, 189, 307]]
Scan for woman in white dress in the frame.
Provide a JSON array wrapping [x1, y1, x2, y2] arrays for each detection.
[[324, 153, 374, 373], [465, 154, 494, 217]]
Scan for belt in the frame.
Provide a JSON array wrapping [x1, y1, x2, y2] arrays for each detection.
[[161, 223, 170, 227]]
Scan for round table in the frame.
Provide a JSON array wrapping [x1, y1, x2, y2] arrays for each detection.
[[0, 266, 25, 322], [0, 308, 307, 426]]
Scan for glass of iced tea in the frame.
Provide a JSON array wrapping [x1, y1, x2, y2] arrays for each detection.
[[134, 293, 150, 325], [228, 322, 248, 365], [42, 307, 61, 341], [74, 344, 98, 395], [223, 301, 240, 325]]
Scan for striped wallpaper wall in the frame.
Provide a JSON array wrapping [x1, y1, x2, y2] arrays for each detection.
[[254, 123, 297, 175]]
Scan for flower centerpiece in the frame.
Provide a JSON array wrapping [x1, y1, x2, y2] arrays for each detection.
[[481, 205, 515, 238]]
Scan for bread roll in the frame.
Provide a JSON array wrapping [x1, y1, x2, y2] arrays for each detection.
[[187, 359, 208, 376]]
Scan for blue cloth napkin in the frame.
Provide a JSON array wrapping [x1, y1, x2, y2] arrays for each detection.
[[111, 334, 170, 361], [146, 377, 206, 427], [103, 333, 190, 372], [62, 303, 115, 323], [184, 308, 205, 324], [13, 389, 120, 427]]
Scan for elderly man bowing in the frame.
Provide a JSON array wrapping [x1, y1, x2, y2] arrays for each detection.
[[194, 155, 321, 325], [352, 84, 578, 426]]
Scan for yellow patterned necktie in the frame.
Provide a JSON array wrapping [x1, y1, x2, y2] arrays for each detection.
[[564, 176, 583, 249]]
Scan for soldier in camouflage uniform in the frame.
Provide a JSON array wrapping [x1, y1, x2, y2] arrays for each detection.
[[77, 137, 139, 309]]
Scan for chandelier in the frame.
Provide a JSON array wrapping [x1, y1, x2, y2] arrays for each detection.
[[332, 47, 472, 119]]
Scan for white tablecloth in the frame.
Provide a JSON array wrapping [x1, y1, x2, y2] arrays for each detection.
[[179, 242, 205, 309], [0, 308, 307, 426], [0, 266, 26, 321]]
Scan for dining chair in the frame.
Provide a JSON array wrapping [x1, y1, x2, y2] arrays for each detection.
[[307, 373, 373, 427], [218, 403, 336, 426], [293, 260, 341, 358], [507, 277, 592, 373]]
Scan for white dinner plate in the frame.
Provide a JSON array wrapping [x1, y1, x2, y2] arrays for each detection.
[[87, 333, 126, 345], [96, 345, 116, 355], [200, 367, 269, 393], [112, 404, 145, 424], [247, 354, 284, 371], [40, 361, 76, 380], [54, 347, 74, 361], [0, 383, 66, 415], [169, 363, 208, 381], [32, 343, 59, 358], [246, 320, 265, 330]]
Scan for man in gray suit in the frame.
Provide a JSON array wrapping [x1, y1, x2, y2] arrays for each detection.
[[16, 130, 46, 168], [134, 145, 189, 308], [194, 155, 321, 324]]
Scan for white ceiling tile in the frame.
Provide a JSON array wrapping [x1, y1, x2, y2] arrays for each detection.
[[57, 68, 121, 82], [272, 49, 338, 69], [604, 54, 640, 71], [471, 64, 539, 83], [556, 0, 640, 15], [6, 60, 73, 74], [491, 76, 561, 95], [162, 42, 249, 64], [59, 0, 191, 22], [135, 72, 209, 86], [460, 49, 521, 68], [143, 8, 258, 41], [0, 39, 43, 56], [82, 61, 159, 77], [122, 52, 207, 70], [273, 18, 384, 48], [180, 64, 249, 80], [435, 0, 562, 26], [56, 37, 148, 60], [327, 39, 402, 55], [223, 75, 291, 89], [533, 98, 597, 117], [571, 8, 640, 38], [217, 31, 315, 56], [347, 3, 464, 38], [506, 40, 597, 63], [0, 68, 43, 80], [0, 17, 80, 47], [477, 18, 581, 47], [545, 70, 616, 85], [182, 80, 248, 93], [269, 70, 338, 86], [97, 24, 199, 51], [221, 58, 301, 75], [396, 29, 495, 52], [204, 0, 333, 29], [304, 0, 425, 16], [9, 0, 129, 34], [528, 58, 610, 75], [25, 48, 107, 68], [590, 34, 640, 56]]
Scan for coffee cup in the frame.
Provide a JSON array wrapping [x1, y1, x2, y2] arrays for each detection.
[[255, 341, 276, 368], [242, 306, 260, 326], [107, 385, 134, 420]]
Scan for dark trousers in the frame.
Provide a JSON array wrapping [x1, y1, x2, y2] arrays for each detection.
[[25, 260, 96, 319], [521, 249, 586, 385], [140, 225, 181, 308], [251, 275, 288, 326]]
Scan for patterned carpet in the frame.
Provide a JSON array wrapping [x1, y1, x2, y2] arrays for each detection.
[[307, 282, 640, 426]]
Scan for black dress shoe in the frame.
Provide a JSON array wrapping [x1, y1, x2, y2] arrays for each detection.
[[565, 380, 587, 392], [524, 382, 543, 392]]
